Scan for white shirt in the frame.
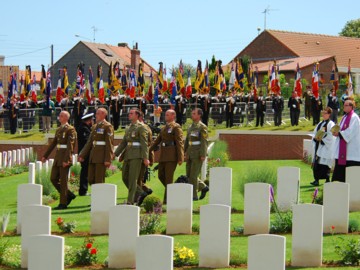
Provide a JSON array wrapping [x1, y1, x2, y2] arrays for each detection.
[[312, 120, 335, 167], [333, 112, 360, 161]]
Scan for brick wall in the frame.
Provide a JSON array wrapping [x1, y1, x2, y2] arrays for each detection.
[[0, 132, 309, 161]]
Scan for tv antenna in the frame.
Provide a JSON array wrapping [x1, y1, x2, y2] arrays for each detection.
[[91, 26, 101, 43], [262, 6, 278, 30]]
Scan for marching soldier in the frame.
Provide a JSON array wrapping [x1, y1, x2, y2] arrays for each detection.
[[115, 108, 150, 204], [77, 113, 94, 196], [78, 108, 114, 184], [185, 108, 209, 200], [41, 111, 77, 210], [149, 109, 184, 204]]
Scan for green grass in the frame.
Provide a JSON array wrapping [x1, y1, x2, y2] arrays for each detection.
[[1, 160, 359, 269]]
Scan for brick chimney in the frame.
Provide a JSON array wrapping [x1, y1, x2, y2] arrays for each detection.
[[131, 42, 140, 75]]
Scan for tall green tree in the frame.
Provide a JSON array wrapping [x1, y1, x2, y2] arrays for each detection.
[[339, 18, 360, 38]]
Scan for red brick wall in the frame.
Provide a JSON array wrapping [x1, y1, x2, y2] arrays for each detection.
[[1, 133, 308, 161]]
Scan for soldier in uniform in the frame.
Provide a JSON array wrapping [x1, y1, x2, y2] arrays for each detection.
[[77, 113, 94, 196], [72, 97, 85, 130], [200, 95, 211, 126], [110, 95, 121, 130], [175, 95, 187, 126], [288, 91, 302, 126], [114, 108, 150, 204], [78, 108, 114, 184], [41, 111, 77, 210], [6, 97, 18, 134], [272, 93, 284, 126], [185, 108, 209, 200], [225, 92, 236, 128], [149, 109, 184, 203], [311, 95, 323, 126], [255, 90, 266, 127]]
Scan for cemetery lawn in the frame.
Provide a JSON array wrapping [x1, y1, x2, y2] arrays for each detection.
[[1, 160, 360, 269]]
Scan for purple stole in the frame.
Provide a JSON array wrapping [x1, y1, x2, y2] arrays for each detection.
[[338, 110, 354, 165]]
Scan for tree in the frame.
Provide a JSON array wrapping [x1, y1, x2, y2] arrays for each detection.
[[209, 55, 217, 72], [339, 19, 360, 38]]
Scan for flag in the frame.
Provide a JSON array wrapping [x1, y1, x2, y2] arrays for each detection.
[[96, 64, 105, 104], [86, 66, 94, 103], [121, 66, 128, 93], [294, 63, 302, 97], [163, 65, 168, 93], [270, 62, 281, 95], [177, 60, 185, 96], [129, 69, 137, 98], [24, 65, 31, 99], [157, 62, 164, 91], [312, 62, 319, 98], [170, 68, 177, 104], [218, 60, 226, 92], [138, 62, 145, 96], [213, 61, 221, 95], [186, 70, 192, 98], [45, 68, 51, 106], [203, 60, 210, 94], [20, 74, 25, 101], [146, 71, 153, 101], [75, 62, 85, 96], [330, 57, 339, 92], [195, 60, 204, 93], [40, 65, 46, 94], [108, 61, 120, 96], [346, 59, 353, 97], [254, 66, 259, 98], [62, 66, 70, 96], [31, 73, 37, 103], [56, 69, 63, 103], [229, 61, 236, 90], [0, 80, 4, 102], [235, 59, 245, 92], [7, 67, 16, 105], [154, 77, 159, 106], [249, 60, 257, 99]]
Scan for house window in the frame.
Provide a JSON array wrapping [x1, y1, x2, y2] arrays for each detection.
[[98, 48, 113, 57]]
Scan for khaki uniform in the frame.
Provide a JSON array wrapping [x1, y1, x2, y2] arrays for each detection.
[[43, 123, 77, 205], [79, 120, 114, 184], [115, 120, 149, 204], [185, 121, 208, 198], [149, 121, 184, 202]]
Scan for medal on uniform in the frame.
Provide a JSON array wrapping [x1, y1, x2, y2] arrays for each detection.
[[131, 131, 136, 137], [168, 128, 172, 133], [63, 132, 65, 138], [97, 128, 104, 134]]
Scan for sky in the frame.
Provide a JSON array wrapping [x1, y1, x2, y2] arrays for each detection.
[[1, 0, 359, 73]]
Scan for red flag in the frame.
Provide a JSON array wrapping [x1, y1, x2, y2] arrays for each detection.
[[162, 67, 168, 93], [186, 70, 192, 98], [270, 62, 280, 95], [56, 76, 63, 103], [312, 62, 319, 98], [294, 63, 302, 97]]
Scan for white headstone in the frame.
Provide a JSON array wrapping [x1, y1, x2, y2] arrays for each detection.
[[28, 163, 36, 184], [209, 167, 232, 207], [292, 204, 323, 267], [0, 152, 2, 168], [35, 161, 43, 173], [25, 148, 30, 163], [12, 149, 16, 165], [346, 167, 360, 212], [199, 204, 230, 268], [248, 234, 286, 270], [21, 149, 26, 164], [167, 183, 193, 234], [109, 205, 139, 268], [3, 151, 7, 168], [17, 184, 43, 234], [28, 235, 64, 270], [7, 150, 12, 167], [323, 182, 349, 233], [17, 149, 21, 165], [48, 159, 54, 170], [44, 160, 49, 173], [21, 205, 51, 268], [244, 183, 270, 235], [277, 167, 300, 211], [91, 184, 117, 234], [29, 147, 33, 158], [303, 139, 314, 160], [136, 235, 173, 270]]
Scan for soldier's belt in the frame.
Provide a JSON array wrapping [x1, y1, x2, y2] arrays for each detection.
[[128, 142, 141, 147], [162, 141, 175, 147], [93, 141, 106, 146], [189, 141, 201, 145], [57, 144, 67, 149]]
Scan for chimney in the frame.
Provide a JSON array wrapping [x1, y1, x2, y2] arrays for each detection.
[[131, 42, 140, 75], [118, 42, 128, 47], [0, 55, 4, 66]]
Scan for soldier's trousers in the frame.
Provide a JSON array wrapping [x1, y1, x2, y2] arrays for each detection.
[[158, 161, 177, 203], [51, 165, 72, 205], [88, 163, 106, 185], [122, 159, 143, 204], [186, 157, 206, 198], [137, 163, 151, 195], [79, 157, 89, 195]]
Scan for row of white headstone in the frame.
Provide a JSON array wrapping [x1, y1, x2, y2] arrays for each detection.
[[0, 147, 33, 168]]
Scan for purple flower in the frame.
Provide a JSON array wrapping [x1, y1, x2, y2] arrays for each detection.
[[270, 185, 274, 203], [312, 188, 319, 204]]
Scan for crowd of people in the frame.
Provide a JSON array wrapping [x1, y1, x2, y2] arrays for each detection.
[[41, 106, 210, 210]]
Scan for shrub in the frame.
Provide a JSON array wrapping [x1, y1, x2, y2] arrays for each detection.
[[0, 165, 28, 178], [349, 219, 360, 233], [35, 169, 55, 196], [139, 213, 162, 235], [335, 237, 360, 266], [192, 224, 200, 233], [173, 244, 195, 267], [70, 163, 81, 177], [270, 211, 293, 234], [28, 151, 37, 163], [239, 166, 277, 196], [73, 238, 98, 266], [234, 226, 244, 234], [55, 216, 76, 233], [207, 140, 230, 177], [143, 195, 162, 213], [0, 243, 21, 268]]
